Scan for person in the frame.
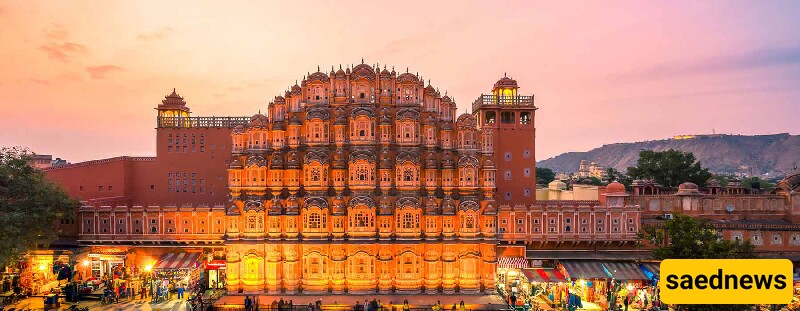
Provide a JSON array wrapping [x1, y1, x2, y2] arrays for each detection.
[[177, 283, 185, 300], [245, 296, 252, 311], [377, 300, 382, 311], [451, 304, 457, 311], [386, 301, 393, 311], [623, 295, 630, 311], [279, 298, 286, 311], [289, 299, 294, 311], [403, 299, 410, 311], [308, 303, 314, 311], [510, 293, 517, 307], [434, 301, 442, 311], [363, 299, 370, 311], [315, 299, 322, 311], [459, 301, 466, 311]]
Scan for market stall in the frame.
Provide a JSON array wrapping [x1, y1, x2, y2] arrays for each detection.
[[557, 260, 611, 309], [152, 252, 201, 293], [522, 268, 567, 307]]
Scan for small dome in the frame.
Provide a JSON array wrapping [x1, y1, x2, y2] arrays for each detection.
[[248, 114, 269, 127], [707, 179, 721, 188], [380, 114, 392, 125], [493, 75, 518, 89], [423, 115, 436, 125], [290, 84, 302, 95], [289, 115, 302, 125], [379, 149, 392, 169], [481, 157, 495, 168], [287, 151, 300, 169], [441, 95, 452, 103], [229, 159, 243, 169], [606, 181, 626, 193], [678, 182, 699, 190], [333, 149, 346, 169], [441, 153, 455, 169], [269, 153, 284, 169], [272, 120, 286, 131], [425, 153, 438, 168], [548, 180, 567, 190]]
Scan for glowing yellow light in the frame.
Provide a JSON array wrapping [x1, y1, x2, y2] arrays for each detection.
[[144, 265, 153, 272], [83, 260, 90, 266], [627, 284, 634, 291], [39, 264, 46, 271], [579, 279, 586, 286]]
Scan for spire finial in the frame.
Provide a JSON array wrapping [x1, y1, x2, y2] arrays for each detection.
[[406, 67, 409, 73], [384, 65, 386, 70], [317, 65, 320, 71], [258, 109, 261, 114], [339, 64, 342, 70], [361, 57, 364, 64], [504, 72, 507, 78], [173, 88, 176, 92]]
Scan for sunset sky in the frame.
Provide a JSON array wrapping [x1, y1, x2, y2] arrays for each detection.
[[0, 0, 798, 163]]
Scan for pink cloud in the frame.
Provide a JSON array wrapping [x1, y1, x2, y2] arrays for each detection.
[[38, 42, 87, 62], [86, 65, 123, 79], [137, 28, 173, 41]]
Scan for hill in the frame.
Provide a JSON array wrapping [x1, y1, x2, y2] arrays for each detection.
[[537, 133, 800, 176]]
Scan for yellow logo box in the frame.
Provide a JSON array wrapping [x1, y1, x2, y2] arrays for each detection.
[[660, 259, 793, 304]]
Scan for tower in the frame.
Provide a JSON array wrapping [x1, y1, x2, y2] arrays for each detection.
[[472, 74, 537, 204]]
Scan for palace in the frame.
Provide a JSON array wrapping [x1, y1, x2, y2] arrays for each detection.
[[31, 60, 800, 299]]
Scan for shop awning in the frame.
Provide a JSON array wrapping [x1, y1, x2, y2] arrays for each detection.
[[603, 261, 648, 281], [559, 260, 610, 280], [498, 257, 529, 269], [153, 252, 201, 270], [523, 268, 567, 283], [640, 262, 660, 280]]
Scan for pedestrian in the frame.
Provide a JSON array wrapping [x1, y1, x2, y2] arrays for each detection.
[[289, 299, 294, 311], [279, 298, 286, 311], [624, 295, 629, 311], [451, 304, 457, 311], [377, 299, 382, 311], [364, 299, 369, 311], [177, 283, 184, 300], [403, 299, 410, 311], [308, 303, 314, 311], [459, 301, 466, 311], [245, 295, 252, 311]]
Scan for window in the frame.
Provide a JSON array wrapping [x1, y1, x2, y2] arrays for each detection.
[[517, 219, 524, 225], [501, 111, 515, 124], [504, 152, 512, 161], [524, 187, 531, 197], [520, 112, 531, 124], [524, 168, 531, 177], [523, 150, 530, 158], [98, 186, 103, 191], [484, 111, 496, 124], [504, 170, 512, 180], [504, 192, 511, 200], [533, 219, 539, 224]]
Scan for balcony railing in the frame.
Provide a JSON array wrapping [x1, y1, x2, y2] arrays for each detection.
[[471, 95, 535, 112], [157, 116, 250, 128]]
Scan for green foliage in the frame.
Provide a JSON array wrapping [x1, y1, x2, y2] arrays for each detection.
[[535, 167, 555, 184], [641, 214, 757, 311], [710, 174, 776, 190], [606, 167, 632, 186], [0, 147, 79, 267], [627, 149, 712, 188]]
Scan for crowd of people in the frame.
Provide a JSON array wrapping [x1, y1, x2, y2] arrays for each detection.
[[236, 298, 469, 311]]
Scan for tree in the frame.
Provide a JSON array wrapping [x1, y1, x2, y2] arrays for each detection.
[[0, 147, 79, 267], [640, 214, 756, 311], [535, 167, 555, 184], [606, 167, 632, 186], [627, 149, 712, 188]]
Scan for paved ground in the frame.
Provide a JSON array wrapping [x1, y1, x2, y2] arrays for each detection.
[[215, 294, 506, 310], [7, 296, 191, 310]]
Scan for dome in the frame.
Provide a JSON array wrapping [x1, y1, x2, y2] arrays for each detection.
[[269, 153, 284, 169], [441, 95, 452, 103], [493, 74, 518, 89], [425, 153, 438, 168], [707, 179, 722, 188], [441, 153, 455, 169], [678, 182, 698, 190], [287, 151, 300, 169], [423, 114, 436, 125], [333, 149, 346, 169], [274, 96, 285, 104], [606, 181, 626, 194], [379, 149, 392, 169], [380, 114, 392, 125], [229, 159, 243, 169], [289, 115, 302, 125], [548, 180, 567, 190], [481, 157, 495, 168], [248, 114, 269, 127], [272, 120, 286, 131], [307, 70, 330, 82], [380, 67, 390, 77], [290, 83, 302, 95]]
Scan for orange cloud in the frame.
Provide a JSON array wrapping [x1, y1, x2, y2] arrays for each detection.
[[39, 42, 88, 62], [44, 24, 68, 40], [86, 65, 123, 79], [137, 28, 173, 41]]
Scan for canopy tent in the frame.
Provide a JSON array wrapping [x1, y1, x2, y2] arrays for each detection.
[[498, 257, 530, 269], [602, 261, 648, 281], [153, 252, 201, 270], [639, 262, 660, 280], [523, 268, 567, 283], [559, 260, 610, 280]]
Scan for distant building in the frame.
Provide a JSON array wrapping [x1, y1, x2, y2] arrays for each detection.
[[29, 154, 53, 168], [576, 159, 608, 180]]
